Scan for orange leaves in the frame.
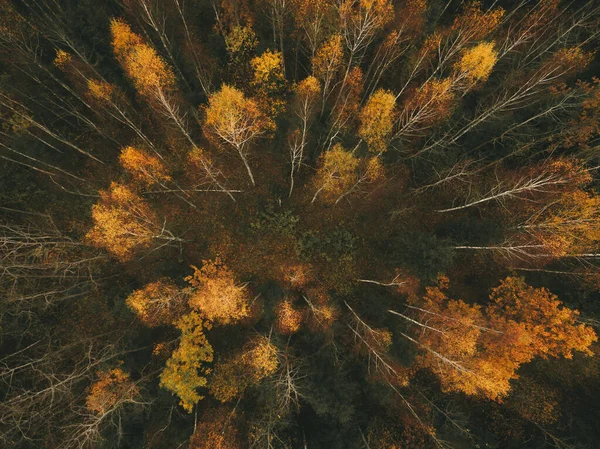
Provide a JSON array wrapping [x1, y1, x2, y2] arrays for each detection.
[[244, 336, 279, 380], [488, 277, 597, 359], [110, 18, 175, 98], [86, 368, 139, 415], [451, 1, 505, 41], [125, 279, 182, 327], [53, 50, 72, 68], [159, 312, 214, 412], [398, 79, 455, 137], [209, 336, 278, 402], [312, 34, 344, 81], [513, 159, 600, 258], [86, 183, 158, 261], [563, 79, 600, 150], [359, 89, 396, 153], [185, 258, 250, 325], [119, 146, 170, 187], [275, 299, 303, 335], [408, 276, 596, 401], [189, 407, 242, 449], [545, 47, 593, 78]]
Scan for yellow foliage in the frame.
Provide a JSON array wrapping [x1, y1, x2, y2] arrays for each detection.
[[242, 336, 279, 381], [119, 146, 171, 187], [457, 41, 498, 82], [312, 34, 344, 81], [251, 49, 287, 116], [186, 258, 250, 324], [110, 18, 175, 97], [209, 336, 278, 402], [365, 156, 385, 182], [251, 49, 285, 90], [159, 312, 214, 412], [359, 89, 396, 153], [204, 84, 273, 149], [87, 79, 114, 102], [53, 50, 72, 68], [313, 144, 359, 203], [86, 183, 158, 261], [224, 25, 258, 58], [296, 75, 321, 101], [125, 279, 182, 327]]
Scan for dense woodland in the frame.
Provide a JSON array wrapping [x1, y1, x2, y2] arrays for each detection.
[[1, 0, 600, 448]]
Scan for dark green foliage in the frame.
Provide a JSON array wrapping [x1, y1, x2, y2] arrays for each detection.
[[390, 232, 455, 280]]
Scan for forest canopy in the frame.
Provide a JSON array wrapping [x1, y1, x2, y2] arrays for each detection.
[[1, 1, 600, 448]]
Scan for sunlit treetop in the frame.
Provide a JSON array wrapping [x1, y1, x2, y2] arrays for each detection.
[[185, 258, 251, 325], [125, 279, 183, 327], [119, 146, 171, 187], [159, 312, 214, 412], [456, 42, 499, 83], [110, 18, 176, 97], [359, 89, 396, 153]]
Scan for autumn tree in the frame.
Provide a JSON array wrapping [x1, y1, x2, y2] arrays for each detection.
[[159, 312, 214, 412], [2, 1, 600, 448], [62, 366, 145, 449], [189, 406, 242, 449], [359, 89, 396, 153], [185, 258, 250, 324], [292, 0, 336, 58], [289, 76, 321, 196], [209, 336, 279, 402], [312, 34, 345, 110], [311, 144, 383, 204], [110, 15, 233, 201], [454, 41, 499, 88], [487, 277, 597, 361], [119, 146, 170, 187], [250, 49, 287, 117], [275, 299, 303, 335], [86, 183, 182, 261], [203, 85, 273, 185], [110, 18, 176, 99], [400, 276, 597, 400], [85, 368, 140, 415], [125, 279, 184, 327]]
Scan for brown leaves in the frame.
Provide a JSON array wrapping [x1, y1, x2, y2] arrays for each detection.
[[86, 368, 139, 415]]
